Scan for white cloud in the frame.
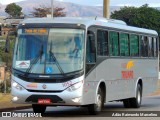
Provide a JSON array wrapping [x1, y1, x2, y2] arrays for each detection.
[[56, 0, 64, 2], [0, 0, 25, 5], [149, 3, 160, 7], [117, 4, 139, 7], [115, 3, 160, 7], [94, 4, 103, 7]]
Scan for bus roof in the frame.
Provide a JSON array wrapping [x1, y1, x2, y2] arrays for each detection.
[[21, 17, 158, 36]]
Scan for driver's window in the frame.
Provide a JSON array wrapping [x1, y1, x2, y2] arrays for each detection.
[[86, 30, 96, 74], [86, 31, 96, 63]]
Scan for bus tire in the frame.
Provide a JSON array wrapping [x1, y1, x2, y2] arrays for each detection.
[[123, 84, 142, 108], [32, 104, 46, 114], [123, 99, 131, 108], [88, 87, 104, 115], [130, 84, 142, 108]]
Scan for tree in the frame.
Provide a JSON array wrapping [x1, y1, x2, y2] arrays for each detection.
[[111, 4, 160, 35], [31, 5, 66, 17], [5, 3, 22, 18]]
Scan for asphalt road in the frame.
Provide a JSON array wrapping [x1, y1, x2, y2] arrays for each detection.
[[1, 95, 160, 120]]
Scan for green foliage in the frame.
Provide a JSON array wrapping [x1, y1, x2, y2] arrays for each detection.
[[0, 40, 14, 70], [0, 81, 11, 93], [0, 36, 6, 40], [0, 82, 4, 93], [5, 3, 22, 18], [111, 4, 160, 35]]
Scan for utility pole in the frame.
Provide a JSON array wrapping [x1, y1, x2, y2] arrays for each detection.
[[51, 0, 54, 18], [103, 0, 110, 19]]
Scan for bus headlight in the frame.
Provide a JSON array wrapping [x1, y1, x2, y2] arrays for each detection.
[[12, 82, 24, 91], [67, 81, 83, 92], [12, 96, 19, 101]]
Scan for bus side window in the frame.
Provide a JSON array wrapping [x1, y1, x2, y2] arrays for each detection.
[[154, 37, 158, 57], [120, 33, 129, 56], [97, 30, 108, 56], [148, 37, 154, 57], [130, 34, 139, 57], [109, 31, 119, 56], [86, 31, 96, 63], [141, 36, 148, 57]]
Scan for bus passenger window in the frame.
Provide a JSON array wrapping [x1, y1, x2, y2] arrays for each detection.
[[141, 36, 148, 57], [130, 34, 139, 56], [97, 30, 108, 56], [148, 37, 154, 57], [154, 38, 158, 57], [120, 33, 129, 56], [109, 31, 119, 56]]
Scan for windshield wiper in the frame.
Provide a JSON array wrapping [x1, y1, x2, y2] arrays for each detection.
[[49, 41, 65, 76], [25, 45, 44, 75], [49, 50, 65, 76]]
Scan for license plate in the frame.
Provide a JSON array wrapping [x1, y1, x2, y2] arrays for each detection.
[[38, 99, 51, 104]]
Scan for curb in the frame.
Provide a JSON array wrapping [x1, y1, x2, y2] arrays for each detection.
[[0, 106, 32, 112]]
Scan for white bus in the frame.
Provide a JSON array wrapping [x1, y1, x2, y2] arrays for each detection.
[[10, 17, 159, 114]]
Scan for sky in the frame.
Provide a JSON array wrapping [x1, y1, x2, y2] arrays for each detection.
[[0, 0, 160, 7]]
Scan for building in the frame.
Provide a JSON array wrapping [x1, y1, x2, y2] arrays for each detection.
[[0, 16, 6, 36], [0, 17, 24, 36]]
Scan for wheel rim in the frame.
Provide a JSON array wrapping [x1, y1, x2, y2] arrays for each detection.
[[96, 93, 102, 111]]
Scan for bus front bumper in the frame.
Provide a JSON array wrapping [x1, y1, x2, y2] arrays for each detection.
[[11, 84, 84, 106]]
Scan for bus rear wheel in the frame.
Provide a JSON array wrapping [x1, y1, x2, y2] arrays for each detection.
[[87, 87, 104, 115], [130, 84, 142, 108], [123, 99, 131, 108], [123, 84, 142, 108], [32, 104, 46, 114]]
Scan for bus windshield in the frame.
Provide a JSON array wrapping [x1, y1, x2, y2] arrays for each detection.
[[13, 28, 85, 75]]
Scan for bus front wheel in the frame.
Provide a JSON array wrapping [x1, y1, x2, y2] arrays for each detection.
[[87, 87, 104, 115], [32, 104, 46, 114]]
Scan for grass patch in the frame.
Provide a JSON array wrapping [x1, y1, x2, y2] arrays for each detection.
[[0, 93, 11, 102], [0, 36, 6, 40]]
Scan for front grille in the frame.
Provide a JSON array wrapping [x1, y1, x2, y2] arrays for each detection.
[[27, 89, 63, 93], [25, 95, 64, 103]]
